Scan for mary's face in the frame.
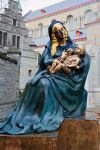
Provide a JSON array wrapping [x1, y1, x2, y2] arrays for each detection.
[[52, 23, 68, 40]]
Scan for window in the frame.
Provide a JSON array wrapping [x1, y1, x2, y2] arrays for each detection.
[[13, 19, 17, 26], [38, 23, 43, 37], [29, 29, 34, 37], [0, 31, 7, 46], [28, 70, 32, 76], [85, 10, 93, 23], [12, 35, 16, 46], [31, 29, 34, 37], [66, 15, 73, 31], [17, 36, 20, 48], [0, 31, 2, 45], [80, 17, 82, 28], [3, 32, 7, 47]]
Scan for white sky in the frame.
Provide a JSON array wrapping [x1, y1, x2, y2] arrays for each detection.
[[20, 0, 64, 15]]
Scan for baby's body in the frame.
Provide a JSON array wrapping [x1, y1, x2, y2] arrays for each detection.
[[48, 46, 85, 74]]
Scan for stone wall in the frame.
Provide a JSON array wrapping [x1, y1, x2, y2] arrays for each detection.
[[0, 53, 19, 121], [19, 50, 39, 92], [86, 20, 100, 107]]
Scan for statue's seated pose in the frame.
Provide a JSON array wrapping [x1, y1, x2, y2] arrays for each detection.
[[0, 20, 90, 134], [48, 46, 85, 74]]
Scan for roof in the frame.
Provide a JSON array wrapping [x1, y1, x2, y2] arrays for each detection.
[[23, 0, 96, 21], [33, 28, 87, 47]]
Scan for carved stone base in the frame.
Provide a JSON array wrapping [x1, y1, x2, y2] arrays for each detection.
[[0, 119, 99, 150]]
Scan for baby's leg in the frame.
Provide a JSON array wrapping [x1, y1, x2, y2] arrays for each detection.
[[52, 63, 62, 74], [48, 59, 60, 74], [51, 59, 60, 71]]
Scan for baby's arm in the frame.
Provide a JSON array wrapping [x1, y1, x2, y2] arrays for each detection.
[[48, 58, 61, 74], [51, 63, 63, 74], [51, 59, 61, 70]]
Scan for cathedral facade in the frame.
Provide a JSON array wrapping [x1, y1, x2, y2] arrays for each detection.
[[23, 0, 100, 107]]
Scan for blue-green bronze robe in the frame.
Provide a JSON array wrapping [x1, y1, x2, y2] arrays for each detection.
[[0, 40, 90, 134]]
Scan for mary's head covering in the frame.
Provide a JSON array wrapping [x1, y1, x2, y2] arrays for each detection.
[[48, 20, 72, 56], [48, 20, 63, 40]]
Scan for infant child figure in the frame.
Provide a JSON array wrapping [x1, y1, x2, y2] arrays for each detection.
[[48, 46, 85, 75]]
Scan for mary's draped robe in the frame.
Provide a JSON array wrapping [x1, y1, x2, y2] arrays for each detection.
[[0, 40, 90, 134]]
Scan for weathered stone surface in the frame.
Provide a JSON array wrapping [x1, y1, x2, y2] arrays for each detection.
[[0, 119, 99, 150], [58, 119, 99, 150], [0, 55, 19, 121]]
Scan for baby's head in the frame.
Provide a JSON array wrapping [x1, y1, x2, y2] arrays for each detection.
[[75, 46, 85, 56]]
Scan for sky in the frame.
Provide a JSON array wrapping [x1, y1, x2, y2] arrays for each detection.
[[20, 0, 64, 15]]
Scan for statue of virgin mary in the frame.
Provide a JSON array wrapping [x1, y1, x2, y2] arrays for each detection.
[[0, 20, 90, 134]]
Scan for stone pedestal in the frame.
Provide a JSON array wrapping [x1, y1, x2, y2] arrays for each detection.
[[0, 119, 99, 150]]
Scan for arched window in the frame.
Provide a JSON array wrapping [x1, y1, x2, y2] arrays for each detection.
[[94, 12, 98, 20], [28, 70, 32, 76], [38, 23, 43, 37], [31, 29, 34, 37], [43, 26, 48, 36], [85, 9, 94, 23], [29, 29, 34, 37], [66, 15, 74, 31]]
